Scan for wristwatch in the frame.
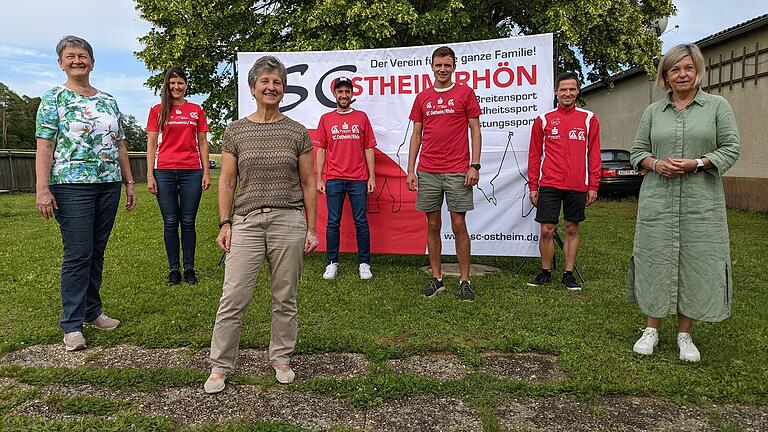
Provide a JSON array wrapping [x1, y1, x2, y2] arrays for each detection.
[[469, 163, 481, 170], [218, 219, 232, 228], [694, 158, 704, 173]]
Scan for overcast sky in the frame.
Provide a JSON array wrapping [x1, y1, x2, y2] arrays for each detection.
[[1, 0, 766, 122]]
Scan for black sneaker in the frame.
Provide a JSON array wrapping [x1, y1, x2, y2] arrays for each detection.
[[184, 269, 198, 285], [562, 273, 582, 291], [168, 270, 182, 286], [457, 281, 475, 301], [527, 271, 552, 286], [422, 277, 445, 298]]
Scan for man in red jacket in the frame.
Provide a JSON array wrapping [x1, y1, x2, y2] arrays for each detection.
[[527, 71, 602, 290]]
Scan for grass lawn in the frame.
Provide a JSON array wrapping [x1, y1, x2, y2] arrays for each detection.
[[1, 172, 767, 429]]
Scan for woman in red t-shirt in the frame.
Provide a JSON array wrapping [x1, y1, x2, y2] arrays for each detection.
[[146, 67, 211, 286]]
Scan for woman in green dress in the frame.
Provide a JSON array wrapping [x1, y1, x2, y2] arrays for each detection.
[[628, 43, 740, 362]]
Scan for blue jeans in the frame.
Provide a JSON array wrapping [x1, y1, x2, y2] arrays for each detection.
[[154, 169, 203, 271], [325, 179, 370, 264], [51, 182, 121, 333]]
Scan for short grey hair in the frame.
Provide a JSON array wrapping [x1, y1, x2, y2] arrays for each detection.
[[656, 43, 705, 91], [247, 55, 287, 88], [56, 35, 94, 60]]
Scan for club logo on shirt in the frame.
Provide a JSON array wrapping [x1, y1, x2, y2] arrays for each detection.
[[425, 96, 456, 117], [569, 129, 586, 141], [330, 122, 360, 140], [190, 111, 198, 120], [550, 118, 561, 126]]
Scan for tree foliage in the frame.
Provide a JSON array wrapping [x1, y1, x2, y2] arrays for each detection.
[[121, 114, 148, 152], [0, 82, 40, 150], [135, 0, 675, 138]]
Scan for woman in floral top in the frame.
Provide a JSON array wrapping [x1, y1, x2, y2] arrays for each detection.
[[34, 35, 137, 352]]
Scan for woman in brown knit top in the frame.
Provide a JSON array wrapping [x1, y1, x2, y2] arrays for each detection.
[[204, 56, 318, 394]]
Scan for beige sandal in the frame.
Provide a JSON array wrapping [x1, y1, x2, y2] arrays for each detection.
[[274, 365, 295, 384], [204, 373, 226, 394]]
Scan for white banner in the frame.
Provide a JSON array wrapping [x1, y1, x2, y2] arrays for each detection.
[[237, 34, 553, 256]]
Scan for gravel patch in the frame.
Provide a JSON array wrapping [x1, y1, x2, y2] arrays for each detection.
[[89, 345, 196, 369], [291, 352, 368, 379], [0, 377, 36, 395], [12, 382, 481, 431], [13, 399, 90, 421], [0, 344, 102, 368], [139, 385, 267, 426], [480, 351, 567, 382], [598, 396, 711, 431], [387, 353, 471, 380], [11, 384, 143, 421], [364, 395, 483, 432], [497, 395, 719, 431], [6, 381, 767, 432], [0, 377, 32, 391], [707, 403, 768, 432], [253, 387, 365, 430], [139, 385, 364, 429], [498, 395, 602, 431], [2, 344, 369, 381]]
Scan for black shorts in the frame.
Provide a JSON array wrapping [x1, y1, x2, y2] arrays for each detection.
[[534, 186, 587, 224]]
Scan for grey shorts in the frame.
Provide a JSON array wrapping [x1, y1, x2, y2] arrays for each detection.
[[416, 170, 474, 213]]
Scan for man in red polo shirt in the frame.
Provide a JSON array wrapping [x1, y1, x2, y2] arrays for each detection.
[[315, 77, 377, 280], [527, 71, 602, 290], [406, 46, 482, 301]]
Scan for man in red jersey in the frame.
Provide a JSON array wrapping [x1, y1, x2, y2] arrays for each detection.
[[315, 77, 377, 280], [527, 71, 602, 290], [406, 46, 482, 301]]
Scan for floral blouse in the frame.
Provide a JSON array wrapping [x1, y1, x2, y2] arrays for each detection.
[[35, 85, 125, 184]]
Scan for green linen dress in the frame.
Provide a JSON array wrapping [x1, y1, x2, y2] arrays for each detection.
[[627, 90, 740, 322]]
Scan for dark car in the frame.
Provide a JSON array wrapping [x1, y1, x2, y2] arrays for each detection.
[[599, 149, 645, 196], [209, 159, 217, 169]]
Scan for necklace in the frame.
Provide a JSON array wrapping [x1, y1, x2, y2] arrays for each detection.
[[672, 92, 695, 110]]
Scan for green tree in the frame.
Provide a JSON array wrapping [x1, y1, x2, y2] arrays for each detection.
[[135, 0, 675, 137], [0, 82, 40, 150], [121, 114, 148, 151]]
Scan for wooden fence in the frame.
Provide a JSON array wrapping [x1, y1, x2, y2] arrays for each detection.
[[0, 150, 148, 193], [703, 42, 767, 92]]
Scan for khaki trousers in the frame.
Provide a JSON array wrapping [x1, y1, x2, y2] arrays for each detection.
[[210, 207, 306, 374]]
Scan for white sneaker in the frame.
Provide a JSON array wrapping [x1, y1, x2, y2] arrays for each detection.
[[84, 313, 121, 330], [632, 327, 658, 356], [677, 332, 701, 362], [359, 263, 373, 280], [323, 263, 338, 280], [63, 331, 87, 351]]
